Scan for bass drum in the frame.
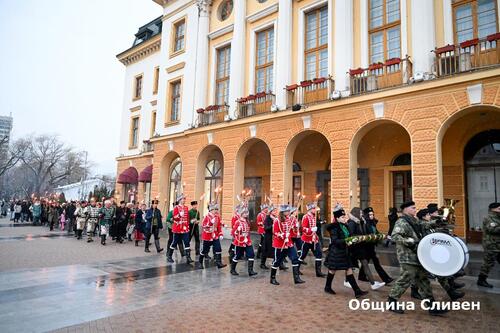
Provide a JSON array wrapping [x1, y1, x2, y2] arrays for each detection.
[[417, 233, 469, 277]]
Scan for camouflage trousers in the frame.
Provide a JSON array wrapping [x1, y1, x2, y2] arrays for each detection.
[[389, 264, 433, 300], [479, 250, 500, 276]]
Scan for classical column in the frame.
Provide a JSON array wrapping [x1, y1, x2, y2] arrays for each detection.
[[275, 0, 293, 109], [228, 0, 246, 118], [333, 0, 353, 92], [193, 1, 212, 111], [411, 0, 436, 74]]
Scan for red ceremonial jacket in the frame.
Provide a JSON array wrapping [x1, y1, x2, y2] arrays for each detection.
[[301, 212, 318, 243], [290, 215, 301, 238], [256, 211, 266, 235], [172, 205, 189, 234], [272, 216, 293, 248], [201, 212, 223, 241], [231, 217, 252, 247]]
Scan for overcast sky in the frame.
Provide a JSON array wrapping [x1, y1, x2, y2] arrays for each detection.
[[0, 0, 161, 175]]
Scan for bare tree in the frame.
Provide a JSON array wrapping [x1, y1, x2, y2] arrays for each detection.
[[0, 135, 29, 177], [16, 135, 91, 195]]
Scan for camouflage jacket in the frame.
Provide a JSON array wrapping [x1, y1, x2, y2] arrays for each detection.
[[482, 212, 500, 251], [391, 214, 422, 266]]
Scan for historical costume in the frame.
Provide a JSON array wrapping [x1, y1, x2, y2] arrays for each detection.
[[270, 205, 305, 285], [167, 194, 193, 264], [199, 202, 227, 269], [86, 199, 100, 242], [256, 204, 268, 259], [230, 206, 257, 276], [299, 203, 325, 277], [74, 201, 88, 241], [134, 204, 146, 246], [98, 201, 115, 246], [188, 201, 201, 255]]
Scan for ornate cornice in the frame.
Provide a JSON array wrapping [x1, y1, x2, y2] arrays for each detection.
[[116, 34, 162, 66], [196, 0, 212, 16]]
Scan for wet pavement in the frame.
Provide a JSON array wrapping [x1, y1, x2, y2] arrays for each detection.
[[0, 217, 499, 333]]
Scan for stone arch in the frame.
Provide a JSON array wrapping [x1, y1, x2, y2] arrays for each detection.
[[195, 144, 225, 215], [284, 129, 332, 219], [349, 119, 412, 226], [437, 104, 500, 240], [158, 151, 181, 210]]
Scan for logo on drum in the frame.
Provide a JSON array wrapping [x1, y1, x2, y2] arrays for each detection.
[[430, 238, 451, 246]]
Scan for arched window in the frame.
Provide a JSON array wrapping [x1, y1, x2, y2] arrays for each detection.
[[392, 153, 411, 166], [205, 159, 223, 206], [168, 158, 182, 209]]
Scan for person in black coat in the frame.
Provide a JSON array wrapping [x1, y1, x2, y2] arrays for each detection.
[[384, 207, 398, 247], [324, 205, 368, 298], [347, 207, 386, 290], [260, 207, 275, 269], [357, 207, 393, 284], [114, 201, 130, 243]]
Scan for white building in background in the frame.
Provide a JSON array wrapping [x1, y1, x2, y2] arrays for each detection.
[[0, 114, 13, 156], [55, 178, 110, 201]]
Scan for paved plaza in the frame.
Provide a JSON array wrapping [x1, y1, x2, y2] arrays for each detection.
[[0, 216, 498, 333]]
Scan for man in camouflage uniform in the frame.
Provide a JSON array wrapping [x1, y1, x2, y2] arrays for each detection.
[[477, 202, 500, 288], [387, 201, 447, 316]]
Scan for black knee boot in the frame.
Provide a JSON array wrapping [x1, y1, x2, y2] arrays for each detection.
[[256, 244, 262, 259], [315, 260, 326, 277], [185, 249, 194, 264], [155, 239, 164, 253], [101, 235, 106, 245], [346, 274, 368, 298], [215, 254, 227, 268], [198, 253, 205, 269], [270, 267, 279, 285], [145, 238, 151, 253], [293, 265, 305, 284], [325, 272, 335, 294], [230, 260, 239, 276], [166, 248, 174, 263], [248, 260, 257, 276]]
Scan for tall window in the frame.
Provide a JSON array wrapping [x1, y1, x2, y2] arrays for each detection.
[[215, 46, 231, 105], [369, 0, 400, 64], [255, 28, 274, 93], [150, 111, 157, 137], [169, 159, 182, 208], [130, 117, 139, 148], [204, 159, 223, 206], [305, 6, 328, 80], [169, 80, 181, 122], [153, 67, 159, 94], [173, 19, 186, 53], [134, 75, 143, 100], [453, 0, 498, 44]]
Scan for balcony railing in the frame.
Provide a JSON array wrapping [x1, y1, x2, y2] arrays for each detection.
[[236, 92, 275, 119], [349, 56, 413, 95], [196, 104, 228, 127], [433, 33, 500, 77], [286, 76, 335, 108], [141, 140, 154, 153]]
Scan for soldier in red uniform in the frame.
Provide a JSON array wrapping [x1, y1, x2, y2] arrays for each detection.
[[256, 204, 268, 259], [230, 206, 257, 276], [228, 204, 241, 261], [199, 203, 227, 269], [270, 205, 305, 285], [167, 194, 193, 264], [299, 202, 326, 277]]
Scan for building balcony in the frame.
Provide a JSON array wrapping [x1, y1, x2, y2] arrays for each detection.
[[141, 140, 154, 153], [285, 76, 335, 109], [433, 33, 500, 77], [349, 56, 413, 96], [236, 92, 276, 119], [196, 104, 229, 127]]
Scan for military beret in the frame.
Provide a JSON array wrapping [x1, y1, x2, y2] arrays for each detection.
[[489, 202, 500, 210], [417, 208, 429, 219], [151, 200, 159, 205], [400, 201, 415, 210], [427, 203, 439, 214]]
